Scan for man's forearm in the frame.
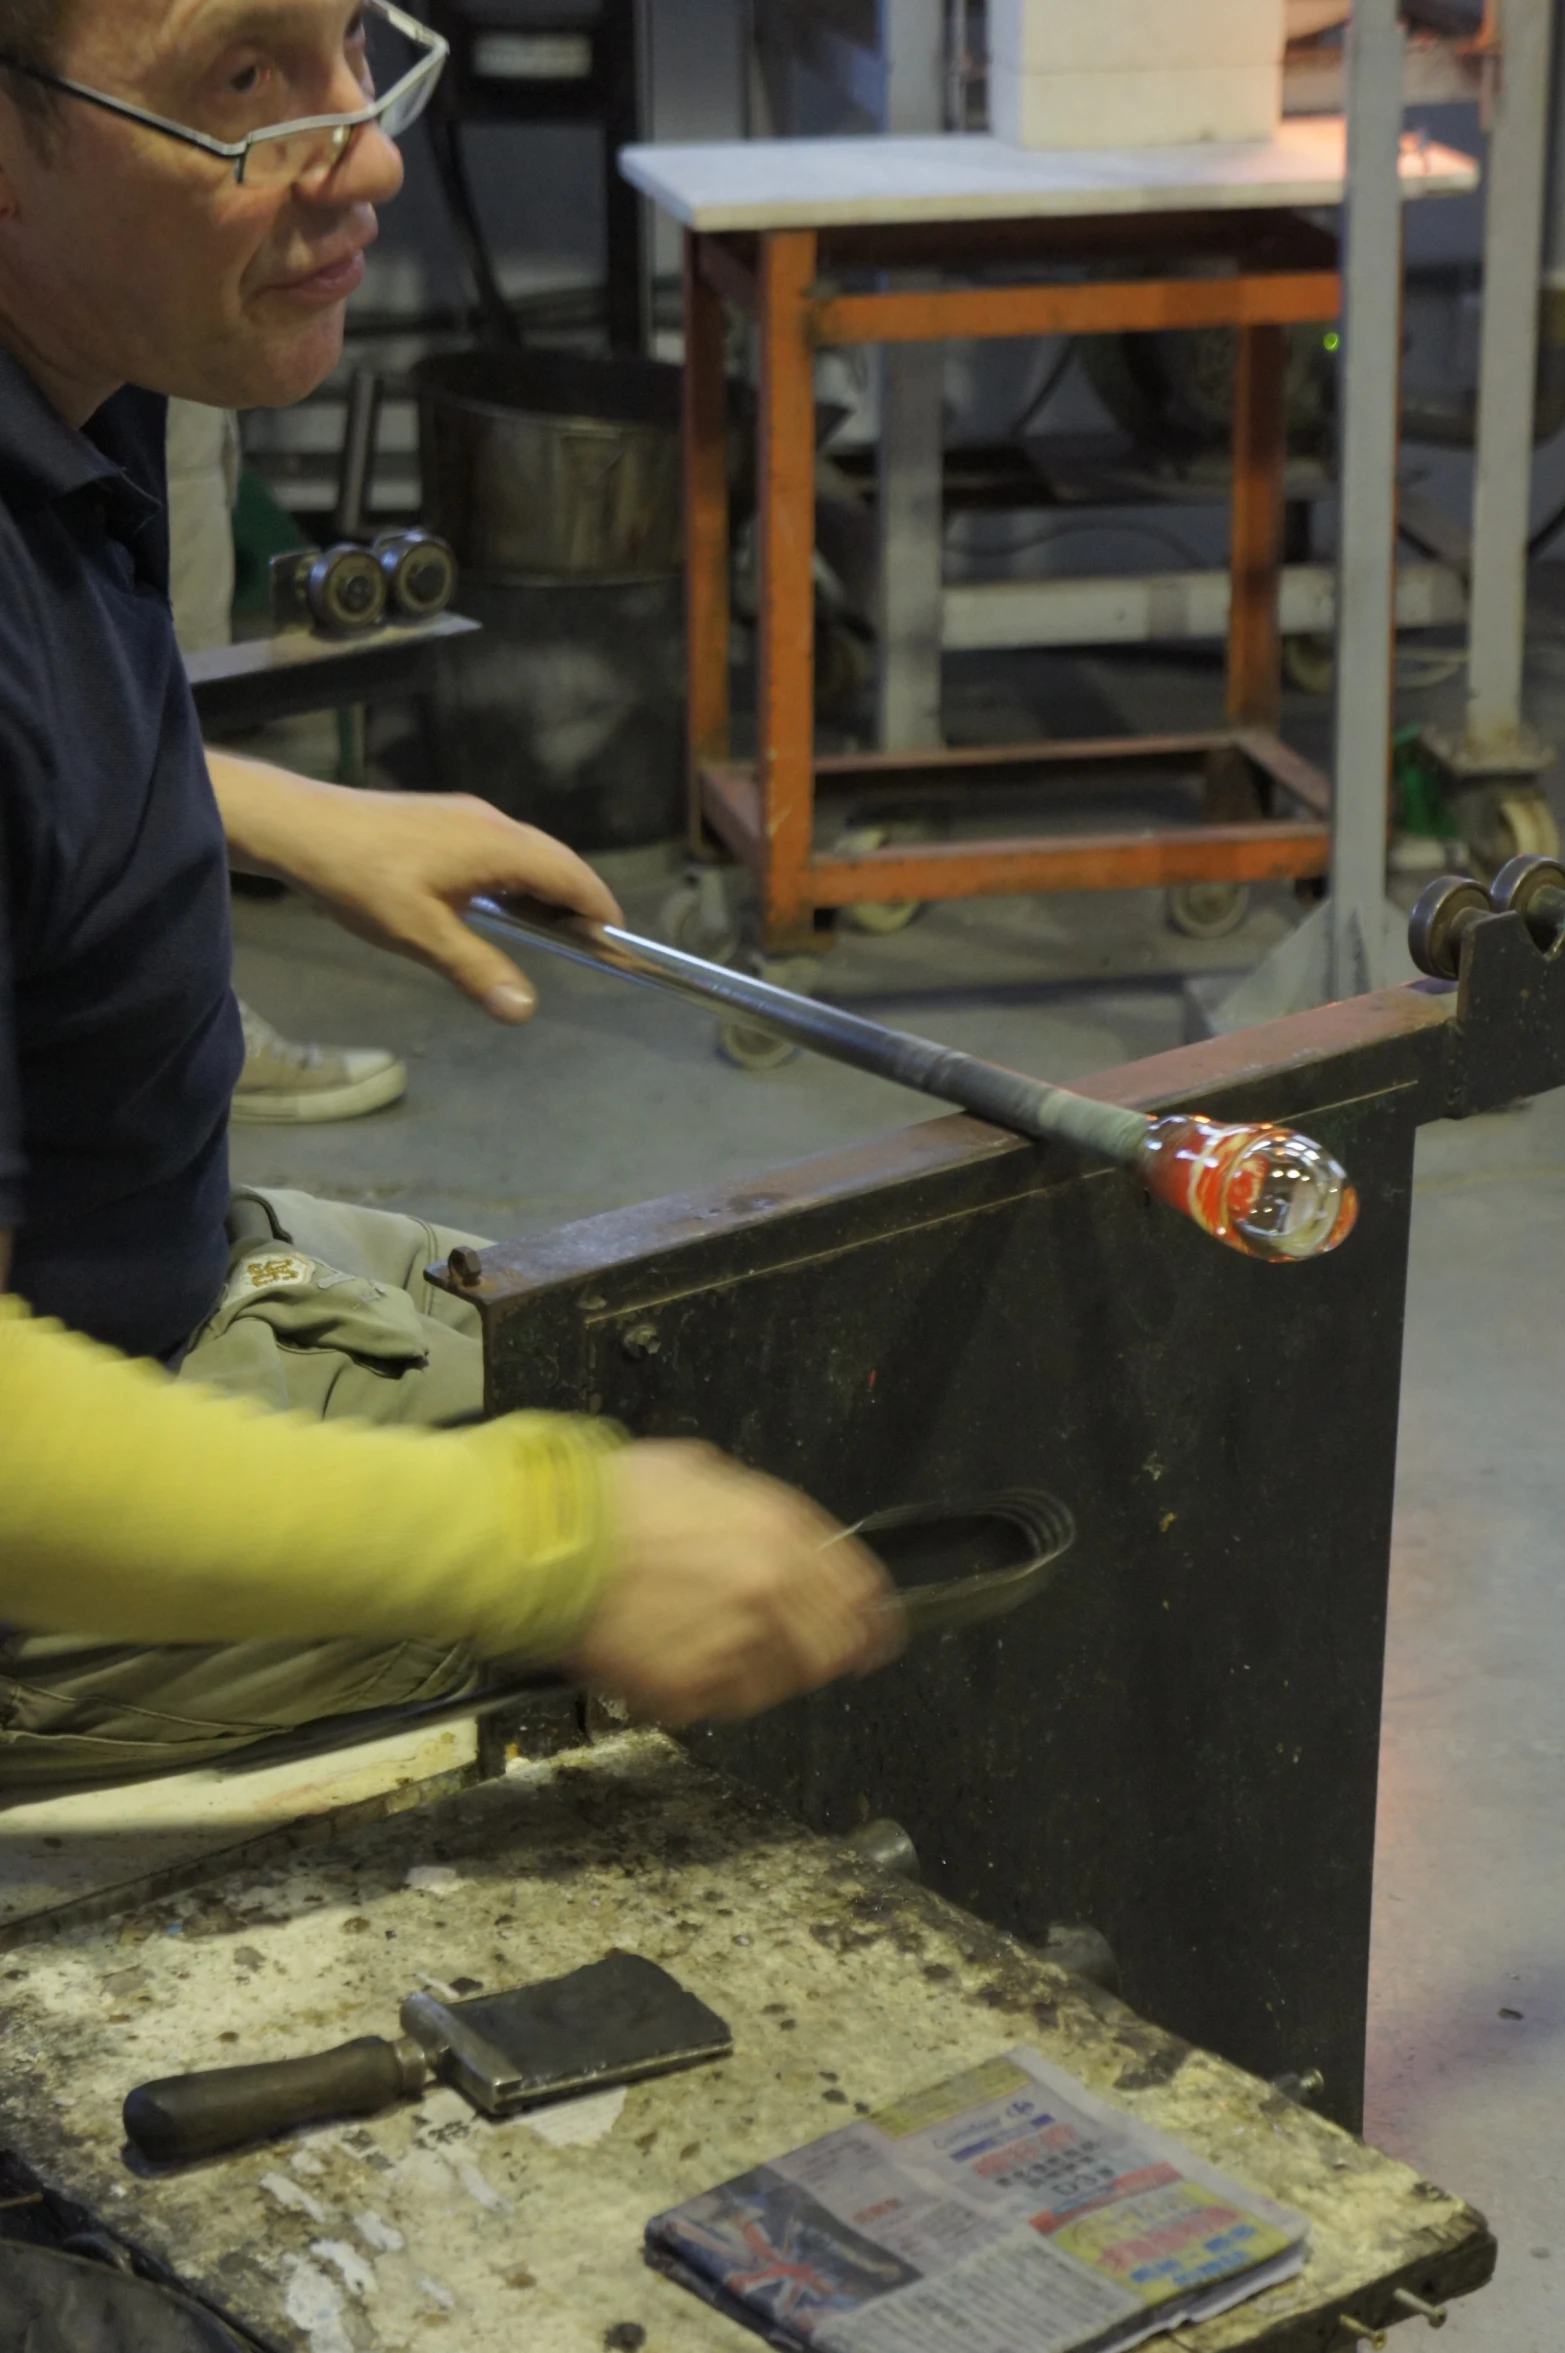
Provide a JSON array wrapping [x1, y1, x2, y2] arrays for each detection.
[[208, 749, 352, 885], [0, 1298, 622, 1658]]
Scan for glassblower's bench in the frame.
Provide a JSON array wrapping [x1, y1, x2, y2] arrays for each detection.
[[453, 884, 1565, 2138]]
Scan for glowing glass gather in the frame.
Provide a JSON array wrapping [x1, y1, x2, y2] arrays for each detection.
[[1135, 1116, 1359, 1262]]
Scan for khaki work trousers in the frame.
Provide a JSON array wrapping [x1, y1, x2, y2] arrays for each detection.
[[0, 1190, 489, 1788]]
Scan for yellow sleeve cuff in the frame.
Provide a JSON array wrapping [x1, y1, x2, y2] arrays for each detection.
[[0, 1297, 624, 1663]]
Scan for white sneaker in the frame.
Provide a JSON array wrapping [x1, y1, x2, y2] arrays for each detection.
[[231, 1000, 408, 1125]]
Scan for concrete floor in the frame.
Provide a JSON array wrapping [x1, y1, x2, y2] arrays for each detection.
[[230, 632, 1565, 2349], [1373, 1098, 1565, 2350]]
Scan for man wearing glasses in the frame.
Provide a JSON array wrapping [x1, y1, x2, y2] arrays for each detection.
[[0, 0, 896, 1784]]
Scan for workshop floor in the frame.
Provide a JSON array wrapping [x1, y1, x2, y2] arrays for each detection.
[[230, 626, 1565, 2353]]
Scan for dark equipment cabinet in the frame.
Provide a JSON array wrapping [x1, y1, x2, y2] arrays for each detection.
[[458, 909, 1565, 2133], [424, 0, 645, 351]]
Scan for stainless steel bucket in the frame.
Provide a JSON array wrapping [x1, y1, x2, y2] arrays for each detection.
[[415, 350, 683, 584]]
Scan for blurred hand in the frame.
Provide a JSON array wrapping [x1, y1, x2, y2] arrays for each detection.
[[570, 1442, 902, 1727]]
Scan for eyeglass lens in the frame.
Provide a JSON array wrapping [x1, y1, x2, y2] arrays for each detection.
[[238, 9, 438, 187]]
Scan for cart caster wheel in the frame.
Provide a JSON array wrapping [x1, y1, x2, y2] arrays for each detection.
[[718, 1019, 797, 1072], [1453, 784, 1562, 879], [836, 825, 922, 935], [816, 619, 873, 716], [1408, 874, 1490, 980], [715, 948, 820, 1070], [1164, 881, 1250, 939], [1283, 634, 1335, 696], [658, 872, 738, 964], [848, 897, 921, 935], [1492, 791, 1560, 864]]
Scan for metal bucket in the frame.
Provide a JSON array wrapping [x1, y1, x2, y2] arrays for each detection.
[[415, 350, 683, 584], [421, 573, 686, 850]]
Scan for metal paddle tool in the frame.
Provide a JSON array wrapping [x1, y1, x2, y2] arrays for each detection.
[[124, 1950, 731, 2166], [470, 896, 1360, 1263], [190, 1490, 1078, 1779]]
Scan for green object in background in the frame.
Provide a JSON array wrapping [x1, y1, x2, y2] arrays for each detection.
[[1393, 725, 1455, 839], [232, 466, 313, 618]]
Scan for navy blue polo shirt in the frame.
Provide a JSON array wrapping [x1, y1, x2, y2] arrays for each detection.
[[0, 348, 241, 1359]]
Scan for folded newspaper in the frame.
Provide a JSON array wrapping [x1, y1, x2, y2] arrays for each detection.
[[646, 2044, 1308, 2353]]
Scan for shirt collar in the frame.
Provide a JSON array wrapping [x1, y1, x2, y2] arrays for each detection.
[[0, 344, 167, 592], [0, 340, 126, 508]]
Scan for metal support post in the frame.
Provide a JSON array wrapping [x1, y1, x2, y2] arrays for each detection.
[[879, 0, 944, 130], [1192, 0, 1413, 1031], [876, 0, 947, 752], [1454, 0, 1555, 774], [756, 232, 822, 944], [1227, 322, 1289, 731], [1327, 0, 1408, 997], [1419, 0, 1559, 864], [604, 0, 648, 351], [877, 343, 946, 748], [1540, 0, 1565, 320], [683, 235, 733, 842]]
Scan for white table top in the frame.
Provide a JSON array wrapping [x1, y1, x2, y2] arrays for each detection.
[[620, 120, 1478, 233]]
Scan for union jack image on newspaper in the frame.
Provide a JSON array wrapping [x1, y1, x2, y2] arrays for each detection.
[[654, 2165, 919, 2334], [720, 2213, 855, 2325]]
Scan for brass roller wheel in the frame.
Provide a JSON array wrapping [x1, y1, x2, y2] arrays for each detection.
[[1408, 874, 1491, 981]]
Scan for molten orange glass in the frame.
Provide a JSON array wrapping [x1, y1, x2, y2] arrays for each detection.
[[1135, 1115, 1359, 1262]]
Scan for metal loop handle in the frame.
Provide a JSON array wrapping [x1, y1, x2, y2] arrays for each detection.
[[851, 1489, 1077, 1641]]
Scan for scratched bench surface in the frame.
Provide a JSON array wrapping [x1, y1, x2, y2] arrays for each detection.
[[0, 1735, 1493, 2353], [0, 1719, 480, 1945]]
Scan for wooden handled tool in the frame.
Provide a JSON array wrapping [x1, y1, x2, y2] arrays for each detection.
[[125, 1951, 731, 2165]]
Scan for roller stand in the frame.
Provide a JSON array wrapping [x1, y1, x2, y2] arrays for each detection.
[[1409, 850, 1565, 980]]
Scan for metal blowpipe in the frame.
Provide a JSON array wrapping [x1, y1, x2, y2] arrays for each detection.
[[470, 897, 1358, 1264]]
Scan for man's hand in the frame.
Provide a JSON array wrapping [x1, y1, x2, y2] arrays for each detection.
[[571, 1443, 903, 1727], [209, 753, 621, 1023]]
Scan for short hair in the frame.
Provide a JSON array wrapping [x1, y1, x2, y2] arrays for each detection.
[[0, 1, 72, 133], [0, 0, 68, 59]]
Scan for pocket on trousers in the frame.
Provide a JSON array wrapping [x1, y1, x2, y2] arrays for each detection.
[[196, 1245, 432, 1374]]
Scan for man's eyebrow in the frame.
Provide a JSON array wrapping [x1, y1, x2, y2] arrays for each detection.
[[169, 0, 353, 65]]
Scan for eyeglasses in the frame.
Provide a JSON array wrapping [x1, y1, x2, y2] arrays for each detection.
[[0, 0, 448, 188]]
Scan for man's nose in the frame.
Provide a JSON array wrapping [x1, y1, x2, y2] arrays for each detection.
[[302, 120, 405, 209]]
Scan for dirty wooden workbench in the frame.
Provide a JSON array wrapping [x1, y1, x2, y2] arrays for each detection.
[[0, 1735, 1493, 2352]]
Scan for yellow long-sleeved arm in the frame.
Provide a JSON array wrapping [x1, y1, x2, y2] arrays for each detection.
[[0, 1297, 623, 1659]]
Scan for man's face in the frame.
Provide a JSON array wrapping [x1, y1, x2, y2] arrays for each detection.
[[0, 0, 405, 408]]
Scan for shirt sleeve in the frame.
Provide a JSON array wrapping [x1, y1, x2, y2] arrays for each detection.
[[0, 1297, 626, 1662]]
